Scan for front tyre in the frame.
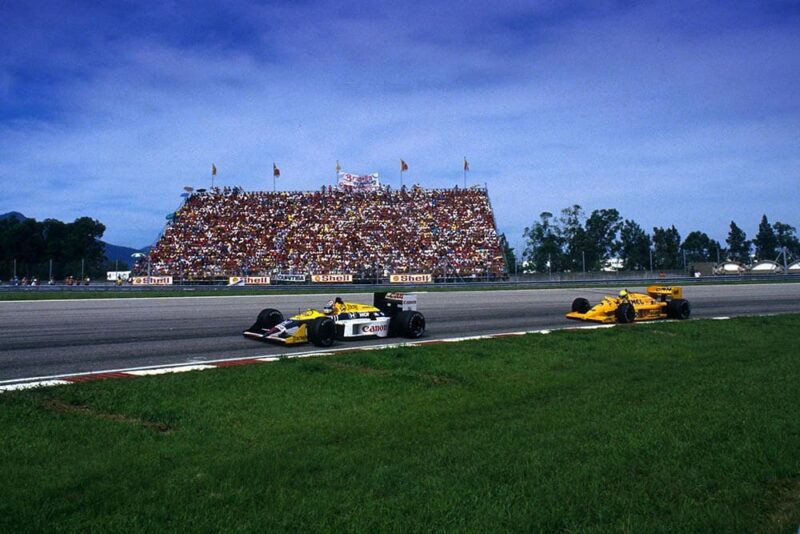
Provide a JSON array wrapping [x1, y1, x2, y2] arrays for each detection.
[[307, 317, 336, 347], [571, 297, 591, 313], [391, 311, 426, 338], [615, 302, 636, 324], [245, 308, 284, 333], [256, 308, 284, 329]]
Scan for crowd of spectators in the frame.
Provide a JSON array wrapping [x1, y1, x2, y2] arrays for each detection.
[[141, 185, 506, 280]]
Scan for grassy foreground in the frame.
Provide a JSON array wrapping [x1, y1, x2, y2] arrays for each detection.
[[2, 316, 800, 531]]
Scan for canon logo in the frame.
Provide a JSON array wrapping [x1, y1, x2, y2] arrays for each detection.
[[361, 324, 388, 333]]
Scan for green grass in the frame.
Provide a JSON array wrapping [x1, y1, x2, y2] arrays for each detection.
[[2, 316, 800, 531]]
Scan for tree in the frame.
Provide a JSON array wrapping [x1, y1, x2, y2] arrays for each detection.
[[584, 209, 622, 270], [773, 221, 800, 258], [754, 215, 778, 260], [64, 217, 106, 262], [559, 205, 587, 272], [523, 212, 563, 272], [617, 220, 650, 270], [652, 226, 681, 269], [498, 233, 516, 273], [682, 231, 721, 263], [726, 221, 751, 263]]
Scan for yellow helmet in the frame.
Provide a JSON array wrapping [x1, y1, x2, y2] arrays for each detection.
[[619, 289, 628, 298]]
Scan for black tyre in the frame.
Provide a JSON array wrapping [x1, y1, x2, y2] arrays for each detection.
[[256, 308, 284, 329], [571, 297, 591, 313], [615, 302, 636, 324], [307, 317, 336, 347], [666, 299, 691, 320], [391, 310, 426, 338], [245, 308, 284, 333]]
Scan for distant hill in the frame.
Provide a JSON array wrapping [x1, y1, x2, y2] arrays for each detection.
[[0, 211, 29, 222], [102, 242, 151, 264]]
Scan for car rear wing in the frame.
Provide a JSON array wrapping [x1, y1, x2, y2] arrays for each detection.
[[646, 285, 683, 300], [373, 292, 418, 314]]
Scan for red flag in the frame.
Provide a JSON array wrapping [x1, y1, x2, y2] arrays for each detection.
[[273, 163, 280, 177], [400, 159, 408, 172], [212, 164, 217, 176]]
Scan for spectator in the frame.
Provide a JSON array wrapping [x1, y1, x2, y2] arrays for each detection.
[[138, 186, 506, 279]]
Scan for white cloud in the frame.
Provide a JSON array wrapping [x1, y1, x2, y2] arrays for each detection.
[[1, 1, 798, 248]]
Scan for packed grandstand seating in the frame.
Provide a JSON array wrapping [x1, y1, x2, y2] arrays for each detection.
[[140, 185, 506, 280]]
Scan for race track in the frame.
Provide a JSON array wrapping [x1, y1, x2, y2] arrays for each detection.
[[2, 283, 799, 383]]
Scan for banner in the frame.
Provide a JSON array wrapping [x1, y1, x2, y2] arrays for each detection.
[[131, 276, 173, 285], [273, 273, 307, 283], [389, 273, 433, 284], [311, 273, 353, 283], [106, 271, 131, 281], [337, 171, 380, 192], [228, 276, 272, 286]]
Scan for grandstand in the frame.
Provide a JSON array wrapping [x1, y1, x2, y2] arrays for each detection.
[[140, 185, 506, 281]]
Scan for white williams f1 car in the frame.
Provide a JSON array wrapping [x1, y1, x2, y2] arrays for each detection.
[[243, 292, 426, 347]]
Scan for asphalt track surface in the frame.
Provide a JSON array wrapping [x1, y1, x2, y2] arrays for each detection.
[[2, 283, 799, 383]]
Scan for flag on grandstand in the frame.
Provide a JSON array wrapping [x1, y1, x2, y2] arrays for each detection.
[[464, 158, 469, 172], [336, 160, 342, 173], [401, 159, 409, 172], [212, 164, 217, 176], [273, 163, 280, 177]]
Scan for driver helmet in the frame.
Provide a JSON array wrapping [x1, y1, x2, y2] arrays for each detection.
[[324, 297, 345, 314], [619, 289, 629, 299]]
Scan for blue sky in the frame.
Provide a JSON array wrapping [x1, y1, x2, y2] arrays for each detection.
[[1, 1, 798, 251]]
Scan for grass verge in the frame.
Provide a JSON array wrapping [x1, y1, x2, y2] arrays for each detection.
[[2, 315, 799, 531]]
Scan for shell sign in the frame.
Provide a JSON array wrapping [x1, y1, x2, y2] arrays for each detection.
[[389, 274, 433, 284], [311, 274, 353, 283]]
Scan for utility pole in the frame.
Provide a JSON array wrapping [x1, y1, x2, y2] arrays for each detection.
[[782, 246, 788, 275]]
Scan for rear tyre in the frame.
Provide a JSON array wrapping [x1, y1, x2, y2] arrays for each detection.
[[391, 311, 426, 338], [571, 297, 591, 313], [666, 299, 691, 320], [615, 302, 636, 324], [307, 317, 335, 347]]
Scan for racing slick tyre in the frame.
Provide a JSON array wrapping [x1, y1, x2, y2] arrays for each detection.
[[571, 297, 591, 314], [308, 317, 336, 347], [245, 308, 284, 333], [391, 310, 426, 339], [256, 308, 284, 329], [615, 302, 636, 324], [666, 298, 691, 320]]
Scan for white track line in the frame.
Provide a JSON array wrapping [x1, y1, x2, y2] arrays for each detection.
[[0, 380, 72, 392]]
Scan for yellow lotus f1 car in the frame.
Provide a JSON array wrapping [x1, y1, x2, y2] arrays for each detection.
[[243, 292, 425, 347], [566, 286, 691, 324]]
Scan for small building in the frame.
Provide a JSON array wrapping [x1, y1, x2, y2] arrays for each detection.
[[750, 260, 782, 274], [788, 260, 800, 273], [714, 261, 746, 275]]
